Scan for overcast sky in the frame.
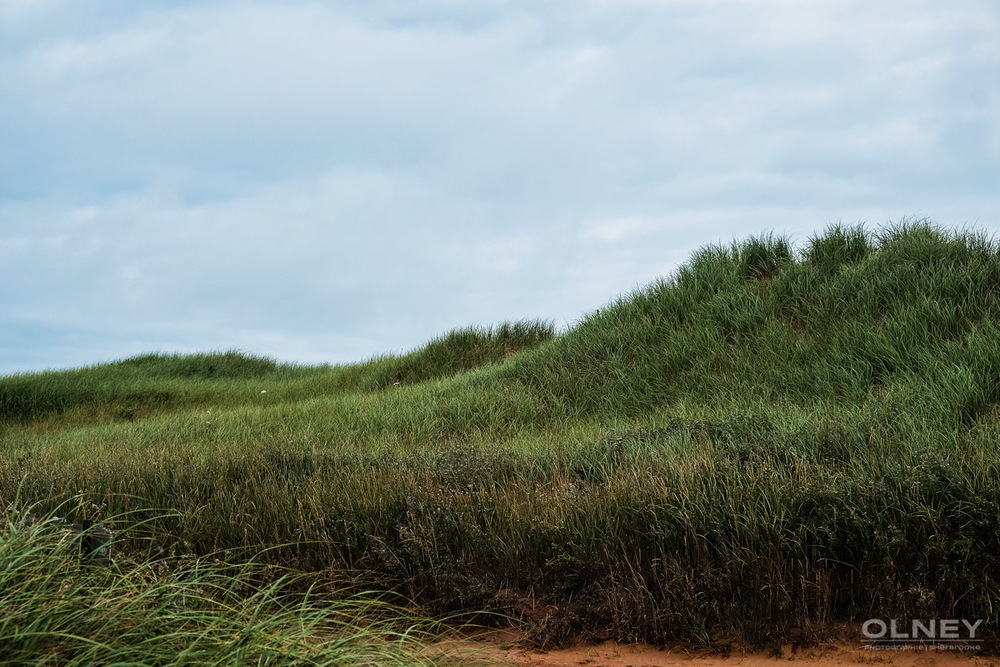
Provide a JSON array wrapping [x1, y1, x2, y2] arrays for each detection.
[[2, 0, 998, 374]]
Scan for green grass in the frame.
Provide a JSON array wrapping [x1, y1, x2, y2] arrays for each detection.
[[3, 219, 1000, 650], [0, 496, 448, 666]]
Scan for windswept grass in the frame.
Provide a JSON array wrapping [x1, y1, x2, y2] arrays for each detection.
[[3, 219, 1000, 648], [0, 497, 446, 666]]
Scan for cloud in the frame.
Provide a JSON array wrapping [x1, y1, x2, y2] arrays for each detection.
[[1, 0, 998, 373], [583, 217, 662, 243]]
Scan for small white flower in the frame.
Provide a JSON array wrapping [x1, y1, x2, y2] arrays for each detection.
[[261, 390, 267, 394]]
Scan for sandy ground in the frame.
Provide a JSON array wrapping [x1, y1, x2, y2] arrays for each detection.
[[429, 631, 996, 667]]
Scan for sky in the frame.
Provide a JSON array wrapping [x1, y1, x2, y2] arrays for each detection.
[[2, 0, 998, 374]]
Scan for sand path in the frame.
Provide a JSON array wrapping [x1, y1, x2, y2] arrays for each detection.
[[430, 632, 994, 667]]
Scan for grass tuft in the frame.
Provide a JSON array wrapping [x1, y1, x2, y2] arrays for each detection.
[[0, 497, 445, 666]]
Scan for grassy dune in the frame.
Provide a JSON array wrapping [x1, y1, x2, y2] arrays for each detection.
[[3, 221, 1000, 650]]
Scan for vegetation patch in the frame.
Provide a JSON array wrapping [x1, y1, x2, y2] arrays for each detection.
[[0, 497, 445, 666], [3, 220, 999, 652]]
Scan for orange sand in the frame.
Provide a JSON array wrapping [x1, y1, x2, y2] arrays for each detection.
[[430, 632, 995, 667]]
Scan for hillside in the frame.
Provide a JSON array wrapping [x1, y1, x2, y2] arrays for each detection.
[[2, 220, 999, 648]]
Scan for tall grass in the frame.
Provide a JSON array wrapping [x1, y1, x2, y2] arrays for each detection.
[[3, 220, 1000, 647], [0, 497, 445, 665]]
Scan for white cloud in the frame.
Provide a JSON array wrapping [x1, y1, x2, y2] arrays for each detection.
[[0, 0, 51, 19], [583, 217, 662, 243], [1, 0, 998, 373], [27, 26, 168, 77]]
